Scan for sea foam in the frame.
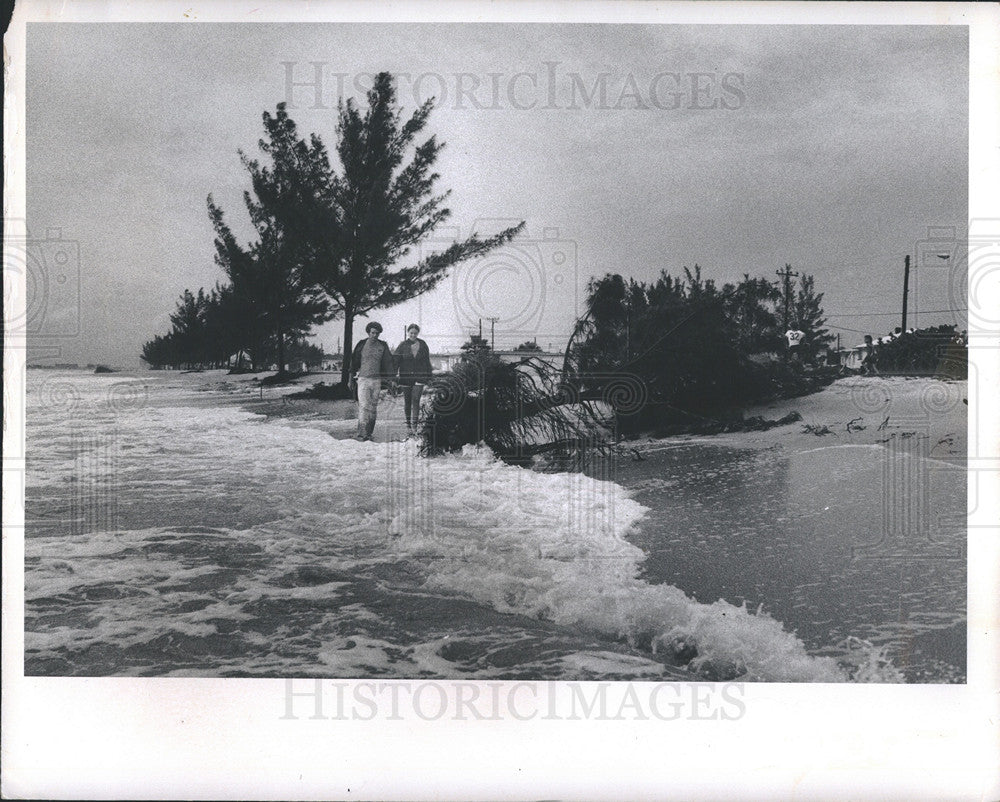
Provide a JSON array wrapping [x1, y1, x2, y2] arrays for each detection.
[[25, 370, 902, 681], [385, 443, 900, 682]]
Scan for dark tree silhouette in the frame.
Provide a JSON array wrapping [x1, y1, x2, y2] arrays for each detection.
[[140, 332, 176, 369], [723, 274, 783, 354], [254, 75, 524, 386], [206, 106, 333, 376], [168, 289, 210, 368], [794, 273, 834, 360], [460, 333, 492, 353]]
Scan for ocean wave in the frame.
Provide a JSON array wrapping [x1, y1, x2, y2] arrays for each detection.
[[25, 371, 902, 681]]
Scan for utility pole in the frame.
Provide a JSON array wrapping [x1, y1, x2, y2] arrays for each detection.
[[775, 264, 800, 330], [624, 298, 630, 360], [485, 317, 499, 350], [901, 255, 910, 332], [478, 318, 483, 339]]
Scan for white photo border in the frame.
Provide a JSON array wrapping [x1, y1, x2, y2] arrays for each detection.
[[3, 2, 998, 800]]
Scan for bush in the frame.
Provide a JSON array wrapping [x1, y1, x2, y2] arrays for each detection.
[[874, 326, 966, 378], [420, 353, 611, 464], [287, 381, 355, 400]]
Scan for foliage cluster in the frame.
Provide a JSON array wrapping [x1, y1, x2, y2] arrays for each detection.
[[872, 325, 966, 378], [142, 73, 522, 375]]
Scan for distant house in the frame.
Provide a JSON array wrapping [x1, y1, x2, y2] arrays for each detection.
[[837, 344, 868, 370], [496, 349, 563, 368], [429, 353, 462, 373], [320, 353, 343, 372]]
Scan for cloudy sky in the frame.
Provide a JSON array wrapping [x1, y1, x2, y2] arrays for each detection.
[[26, 23, 967, 365]]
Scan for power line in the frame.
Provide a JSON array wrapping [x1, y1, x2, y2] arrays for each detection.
[[825, 323, 882, 335], [826, 308, 967, 318]]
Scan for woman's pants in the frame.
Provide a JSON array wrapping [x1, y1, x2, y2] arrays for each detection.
[[356, 377, 381, 439], [401, 382, 424, 427]]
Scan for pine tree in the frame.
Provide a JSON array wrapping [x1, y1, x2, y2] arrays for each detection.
[[206, 107, 332, 376], [257, 75, 524, 386], [168, 289, 209, 368], [140, 333, 177, 369], [794, 273, 834, 360], [724, 274, 783, 353]]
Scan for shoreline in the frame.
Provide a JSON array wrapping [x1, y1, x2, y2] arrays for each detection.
[[719, 374, 966, 464], [240, 372, 967, 470], [25, 368, 966, 682]]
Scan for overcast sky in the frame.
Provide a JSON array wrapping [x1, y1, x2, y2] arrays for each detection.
[[26, 23, 967, 365]]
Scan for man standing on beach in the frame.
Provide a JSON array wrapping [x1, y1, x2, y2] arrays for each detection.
[[785, 323, 805, 365], [350, 321, 395, 441], [861, 334, 878, 375]]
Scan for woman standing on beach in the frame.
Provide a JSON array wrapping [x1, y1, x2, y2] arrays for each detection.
[[394, 324, 433, 433]]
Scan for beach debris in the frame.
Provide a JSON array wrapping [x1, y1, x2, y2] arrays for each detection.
[[736, 411, 802, 432], [802, 423, 836, 436], [630, 447, 646, 462], [877, 415, 890, 431], [932, 435, 955, 453], [846, 417, 866, 432]]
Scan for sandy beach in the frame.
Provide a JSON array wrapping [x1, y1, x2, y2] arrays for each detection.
[[736, 375, 967, 462], [611, 375, 967, 682], [247, 371, 968, 463]]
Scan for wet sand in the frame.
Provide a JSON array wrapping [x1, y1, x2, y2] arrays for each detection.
[[248, 373, 967, 462]]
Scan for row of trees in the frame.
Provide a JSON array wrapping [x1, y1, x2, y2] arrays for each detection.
[[870, 325, 966, 378], [572, 267, 832, 368], [140, 285, 323, 370], [142, 72, 523, 379], [564, 267, 834, 429], [417, 266, 835, 456]]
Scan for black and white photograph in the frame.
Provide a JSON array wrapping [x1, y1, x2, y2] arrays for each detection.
[[4, 1, 999, 799]]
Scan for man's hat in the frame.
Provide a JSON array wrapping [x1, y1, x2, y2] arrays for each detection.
[[365, 321, 383, 334]]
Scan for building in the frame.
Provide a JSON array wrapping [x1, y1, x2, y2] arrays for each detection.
[[836, 344, 870, 370]]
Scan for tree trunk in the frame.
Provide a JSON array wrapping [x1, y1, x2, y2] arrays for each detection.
[[276, 321, 286, 376], [340, 311, 354, 387]]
